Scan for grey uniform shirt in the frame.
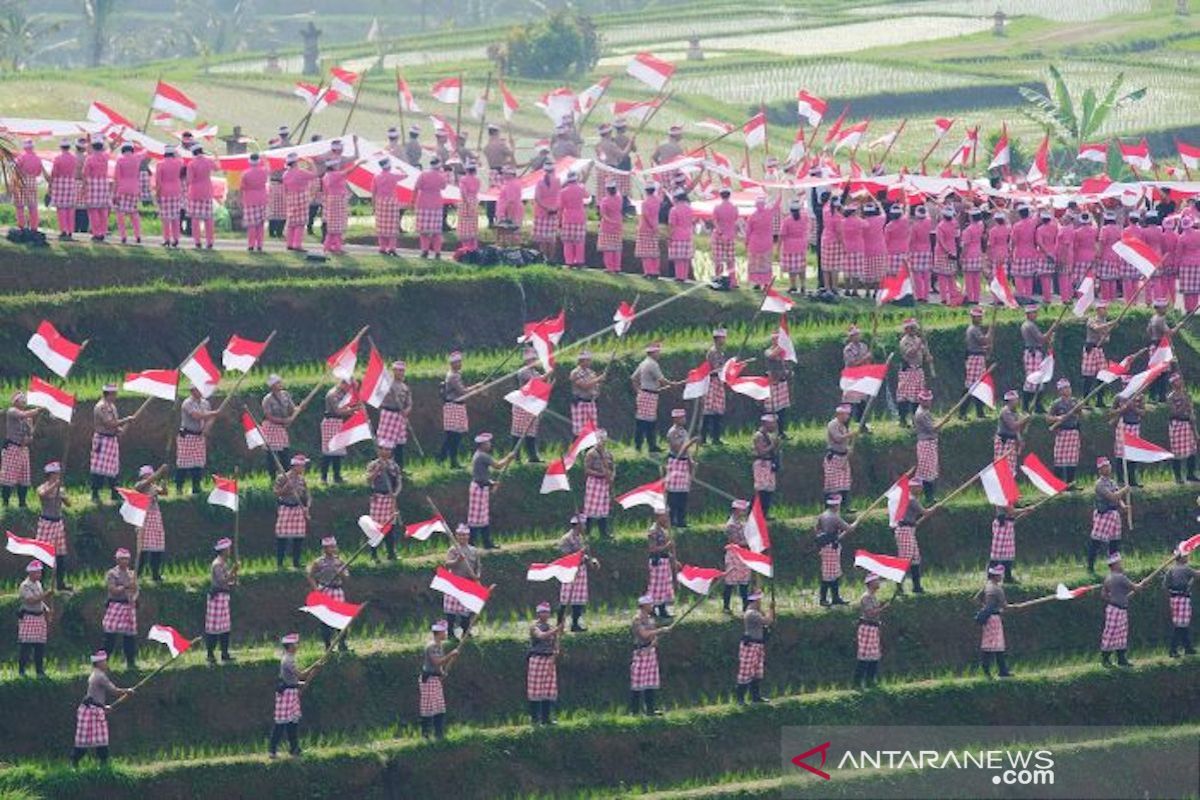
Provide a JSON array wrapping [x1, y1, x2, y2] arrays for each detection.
[[210, 558, 234, 592], [529, 621, 556, 655], [826, 418, 850, 454], [274, 473, 309, 505], [6, 408, 32, 445], [516, 365, 542, 387], [368, 458, 400, 493], [859, 592, 882, 622], [666, 425, 688, 456], [914, 407, 937, 441], [570, 366, 599, 401], [381, 381, 412, 414], [324, 386, 350, 416], [1147, 313, 1169, 342], [86, 668, 118, 704], [997, 407, 1020, 439], [423, 641, 444, 675], [180, 396, 209, 434], [1165, 564, 1196, 594], [843, 341, 870, 367], [1102, 572, 1134, 608], [105, 566, 134, 602], [632, 358, 664, 391], [754, 429, 777, 459], [965, 324, 988, 355], [744, 608, 766, 641], [19, 578, 44, 614], [309, 554, 347, 589], [815, 509, 849, 546], [632, 615, 657, 646], [982, 581, 1006, 612], [1020, 319, 1046, 350], [279, 652, 300, 686], [1168, 390, 1193, 421], [39, 484, 62, 518], [446, 545, 480, 578], [1094, 476, 1121, 512], [443, 371, 467, 402], [899, 334, 927, 370], [93, 400, 119, 435], [471, 450, 495, 484], [899, 496, 924, 527], [261, 390, 295, 422], [1085, 317, 1108, 346]]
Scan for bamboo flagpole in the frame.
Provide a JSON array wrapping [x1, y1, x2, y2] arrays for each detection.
[[844, 467, 914, 534], [474, 71, 493, 151], [301, 602, 369, 693], [856, 352, 894, 434], [1049, 347, 1149, 431], [295, 76, 327, 143], [242, 401, 286, 478], [341, 67, 369, 137], [935, 363, 997, 428], [110, 636, 203, 709], [924, 469, 981, 515], [575, 79, 611, 133], [872, 118, 906, 172], [141, 74, 163, 133], [666, 588, 711, 628], [394, 67, 407, 135], [213, 330, 278, 419], [137, 336, 212, 438]]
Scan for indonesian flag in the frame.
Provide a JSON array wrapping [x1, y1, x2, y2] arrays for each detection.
[[760, 285, 794, 314], [775, 318, 797, 363], [87, 101, 137, 130], [1021, 453, 1066, 496], [1027, 349, 1055, 386], [990, 261, 1018, 308], [1118, 139, 1153, 171], [1026, 135, 1050, 184], [1072, 272, 1096, 317], [498, 79, 518, 122], [677, 565, 723, 595], [682, 362, 711, 400], [1116, 363, 1171, 401], [877, 261, 913, 305], [884, 474, 911, 527], [988, 126, 1010, 170], [521, 310, 566, 346], [613, 302, 636, 337], [1077, 142, 1107, 164], [28, 320, 83, 378], [397, 75, 420, 113], [696, 118, 734, 135], [222, 334, 268, 373], [563, 423, 599, 470], [948, 127, 978, 166], [978, 457, 1020, 507], [300, 591, 364, 630], [616, 478, 666, 512], [147, 624, 193, 657], [933, 117, 955, 139], [611, 99, 660, 124], [576, 77, 611, 115], [832, 121, 868, 152], [430, 566, 491, 614], [854, 550, 909, 583], [405, 515, 449, 542], [726, 544, 772, 578], [839, 364, 888, 398], [152, 81, 197, 122], [721, 359, 770, 401], [241, 412, 264, 450], [743, 494, 771, 553], [743, 113, 767, 150], [970, 371, 996, 410], [822, 107, 848, 145], [5, 531, 55, 567], [328, 67, 360, 97], [26, 376, 74, 423], [540, 458, 571, 494], [361, 346, 394, 409], [626, 52, 675, 91], [429, 113, 454, 140], [505, 377, 552, 417], [1121, 431, 1172, 463], [294, 82, 338, 114], [358, 515, 392, 548], [326, 336, 360, 381], [1112, 232, 1162, 278], [327, 409, 372, 452], [1098, 352, 1140, 384], [868, 129, 898, 151], [1148, 336, 1174, 368], [1178, 140, 1200, 170], [1056, 582, 1098, 600], [796, 90, 826, 126], [787, 129, 807, 164], [526, 551, 582, 583], [208, 475, 238, 512], [1177, 533, 1200, 556], [181, 346, 221, 398], [123, 369, 178, 401], [117, 488, 151, 527], [538, 88, 577, 123], [430, 77, 462, 105]]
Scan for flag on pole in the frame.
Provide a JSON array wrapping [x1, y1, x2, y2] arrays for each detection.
[[1021, 453, 1067, 496], [326, 409, 372, 452], [5, 531, 55, 567], [616, 479, 666, 512], [430, 77, 462, 105], [300, 591, 364, 630], [207, 475, 238, 512], [787, 129, 808, 163], [989, 261, 1018, 308], [27, 320, 83, 378], [988, 125, 1010, 170], [743, 494, 771, 553], [853, 550, 909, 583], [329, 67, 361, 98], [563, 423, 599, 470], [1112, 232, 1163, 278], [1098, 352, 1141, 384], [540, 458, 571, 494], [576, 77, 611, 115], [677, 565, 724, 595], [498, 79, 519, 122], [294, 82, 338, 114], [26, 377, 74, 423], [1056, 583, 1098, 600], [356, 515, 392, 547], [1121, 432, 1173, 463], [933, 117, 955, 139], [775, 318, 797, 363], [1026, 135, 1050, 184], [397, 76, 420, 113], [326, 337, 360, 381], [181, 346, 220, 398], [725, 545, 773, 578], [430, 566, 491, 613], [682, 362, 711, 400], [1116, 363, 1170, 401], [1026, 349, 1055, 387], [839, 364, 888, 398], [520, 310, 566, 346], [117, 488, 151, 527], [87, 101, 137, 130], [696, 118, 735, 135], [610, 99, 661, 123], [877, 261, 913, 305], [978, 457, 1020, 507], [152, 81, 198, 122], [222, 334, 268, 373], [1072, 272, 1096, 318], [1148, 336, 1174, 368], [1178, 140, 1200, 170], [795, 90, 827, 126], [742, 113, 767, 149], [526, 551, 582, 583], [361, 346, 394, 409], [626, 52, 675, 91], [832, 121, 868, 152], [613, 302, 636, 337], [721, 359, 770, 401], [147, 624, 193, 657], [505, 377, 553, 417], [1176, 533, 1200, 556], [970, 371, 997, 409], [760, 285, 795, 313], [884, 474, 912, 527], [405, 515, 449, 541], [242, 412, 264, 450], [123, 369, 178, 402], [1117, 139, 1153, 171], [1077, 142, 1107, 163]]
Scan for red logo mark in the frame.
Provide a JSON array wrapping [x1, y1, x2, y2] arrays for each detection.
[[791, 741, 832, 780]]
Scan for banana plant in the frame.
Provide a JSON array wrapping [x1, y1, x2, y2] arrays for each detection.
[[1018, 65, 1147, 155]]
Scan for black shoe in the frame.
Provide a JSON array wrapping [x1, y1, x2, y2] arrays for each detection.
[[222, 654, 236, 663], [832, 598, 849, 606], [570, 624, 586, 632]]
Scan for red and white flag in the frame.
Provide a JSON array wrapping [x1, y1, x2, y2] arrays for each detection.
[[563, 423, 599, 470], [884, 474, 912, 527], [328, 67, 360, 97], [87, 101, 137, 130], [300, 591, 364, 630], [787, 129, 808, 164], [537, 88, 577, 123], [1118, 139, 1153, 171], [682, 362, 711, 401], [677, 564, 724, 596], [1077, 142, 1108, 164], [222, 334, 268, 373], [526, 551, 582, 583], [181, 345, 221, 398], [969, 371, 996, 410], [1176, 533, 1200, 556], [1072, 272, 1096, 318], [854, 549, 909, 583], [832, 121, 868, 152], [878, 262, 914, 305], [978, 457, 1020, 507], [1026, 349, 1055, 387], [294, 82, 338, 114], [430, 77, 462, 105], [1026, 134, 1050, 184], [696, 118, 734, 135], [626, 52, 675, 91], [117, 488, 151, 527], [361, 345, 394, 409], [775, 318, 797, 363], [1148, 336, 1174, 368], [610, 99, 660, 124], [152, 81, 197, 122], [989, 261, 1018, 308], [327, 409, 372, 452], [795, 90, 826, 126], [26, 376, 74, 423], [1098, 351, 1141, 384], [839, 364, 888, 398], [933, 117, 955, 140], [721, 359, 770, 401], [540, 458, 571, 494], [725, 544, 773, 578], [505, 377, 552, 417], [616, 478, 666, 512], [207, 475, 238, 512], [28, 320, 83, 378], [498, 79, 518, 122], [5, 531, 55, 567], [520, 310, 566, 346], [613, 302, 636, 338], [743, 113, 767, 150], [1121, 431, 1173, 463], [429, 113, 454, 139], [241, 412, 264, 450], [1116, 363, 1170, 401], [405, 515, 449, 542], [123, 369, 178, 402], [1055, 583, 1098, 601], [743, 494, 771, 553], [576, 77, 611, 115], [396, 75, 420, 113], [358, 515, 393, 548], [1178, 140, 1200, 170], [1112, 232, 1162, 278], [988, 126, 1010, 170], [430, 566, 491, 613], [760, 285, 794, 314], [1021, 453, 1066, 496], [147, 624, 193, 657], [326, 336, 360, 381], [948, 127, 978, 167]]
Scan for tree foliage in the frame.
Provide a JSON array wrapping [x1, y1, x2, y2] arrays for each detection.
[[0, 1, 67, 72], [503, 10, 600, 79], [1018, 65, 1146, 152]]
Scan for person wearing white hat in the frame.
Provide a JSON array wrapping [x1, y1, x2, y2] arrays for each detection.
[[71, 650, 133, 765], [814, 494, 851, 606], [266, 128, 291, 239], [177, 385, 218, 496], [111, 143, 142, 245], [1179, 216, 1200, 312], [824, 404, 855, 510], [1167, 373, 1200, 484], [241, 151, 270, 252], [1047, 378, 1081, 484], [650, 125, 684, 166], [1073, 210, 1099, 297], [102, 548, 139, 670], [892, 476, 928, 594], [582, 430, 616, 539], [907, 204, 933, 301], [896, 318, 933, 427], [443, 524, 483, 639], [1053, 208, 1075, 304], [977, 564, 1012, 678], [1096, 210, 1122, 302], [153, 144, 184, 248], [36, 461, 72, 590], [989, 502, 1024, 584], [736, 589, 774, 704], [598, 179, 625, 273], [90, 384, 133, 504], [186, 144, 217, 249], [559, 169, 588, 267], [419, 620, 464, 739], [414, 152, 448, 258], [273, 454, 311, 569], [319, 380, 358, 485], [372, 157, 401, 255], [134, 464, 169, 582], [526, 601, 562, 725], [569, 351, 604, 435], [664, 408, 697, 528], [752, 413, 780, 517], [667, 189, 695, 281], [861, 202, 886, 296], [482, 124, 515, 223], [994, 389, 1025, 475], [438, 351, 476, 469], [320, 140, 361, 255], [764, 331, 794, 437], [1112, 391, 1146, 489], [268, 632, 309, 758], [468, 432, 515, 550], [630, 343, 668, 454], [1165, 546, 1197, 657], [1100, 552, 1155, 667], [987, 208, 1011, 291], [637, 182, 664, 277], [723, 500, 752, 612], [401, 124, 422, 168], [204, 538, 238, 664], [1009, 204, 1038, 299], [307, 536, 351, 652], [852, 573, 892, 689], [745, 195, 779, 290], [495, 164, 525, 247], [701, 328, 728, 444], [261, 375, 296, 479], [377, 361, 413, 469], [931, 204, 962, 304], [557, 515, 598, 632], [913, 390, 939, 505], [50, 138, 79, 239], [645, 510, 676, 619], [780, 198, 809, 295], [1081, 301, 1116, 406], [366, 444, 402, 563], [629, 594, 668, 715], [82, 137, 111, 241], [10, 138, 43, 234], [532, 162, 562, 263], [2, 391, 41, 509], [17, 560, 49, 677], [960, 307, 991, 421], [708, 187, 739, 289], [840, 325, 871, 428], [1088, 458, 1128, 573], [512, 349, 548, 463], [457, 159, 481, 252], [840, 203, 867, 297], [281, 152, 317, 251]]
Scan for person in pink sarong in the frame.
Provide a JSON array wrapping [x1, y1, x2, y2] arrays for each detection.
[[1178, 216, 1200, 312], [82, 138, 111, 242], [497, 166, 525, 248], [667, 189, 695, 282], [12, 139, 44, 232], [413, 155, 448, 258], [282, 152, 318, 251], [559, 171, 587, 268], [883, 203, 909, 279], [456, 160, 481, 252], [320, 139, 361, 255], [154, 145, 184, 248], [987, 211, 1011, 290], [960, 208, 985, 304], [933, 206, 962, 304], [241, 152, 269, 252], [49, 139, 78, 239], [1033, 209, 1059, 304], [637, 182, 663, 277], [187, 146, 217, 250], [371, 157, 401, 255], [1054, 212, 1076, 304], [711, 187, 739, 288], [840, 204, 866, 297], [597, 180, 624, 273], [779, 199, 809, 295], [112, 143, 143, 244], [861, 202, 886, 298], [1009, 205, 1038, 299], [533, 163, 562, 263], [1097, 212, 1123, 302], [745, 195, 779, 290], [907, 205, 933, 301]]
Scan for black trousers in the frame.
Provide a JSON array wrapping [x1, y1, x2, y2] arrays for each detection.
[[667, 491, 689, 528], [634, 420, 659, 452], [276, 538, 303, 568], [268, 721, 300, 755]]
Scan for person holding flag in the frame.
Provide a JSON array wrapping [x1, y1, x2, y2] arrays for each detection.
[[583, 430, 616, 539], [261, 375, 297, 479], [842, 325, 873, 427], [557, 515, 598, 632], [897, 319, 933, 427], [1019, 304, 1050, 413], [701, 328, 728, 445], [17, 560, 50, 678], [631, 343, 672, 454], [853, 573, 895, 689], [1145, 300, 1171, 403], [268, 632, 309, 758], [1082, 301, 1117, 407], [443, 524, 483, 640], [994, 390, 1027, 474], [1164, 545, 1197, 657], [570, 351, 604, 436], [274, 455, 311, 570], [665, 409, 697, 528], [892, 479, 928, 594], [205, 538, 237, 664], [102, 548, 139, 671], [366, 445, 402, 562], [710, 188, 739, 290], [752, 414, 781, 518], [439, 351, 474, 470], [960, 208, 986, 304], [1089, 457, 1129, 573], [815, 494, 851, 606], [419, 620, 465, 739], [637, 182, 664, 278], [513, 348, 549, 463], [1033, 210, 1059, 304], [2, 391, 41, 509], [645, 510, 677, 620], [176, 385, 219, 496], [723, 499, 753, 613], [468, 432, 516, 550], [37, 462, 72, 590], [825, 404, 855, 509], [1110, 393, 1146, 488], [735, 590, 774, 705], [378, 361, 414, 470], [976, 564, 1013, 678], [960, 307, 992, 420], [1100, 552, 1157, 668], [134, 464, 169, 583], [91, 384, 132, 504], [1047, 379, 1082, 484], [154, 145, 184, 248], [912, 390, 941, 504], [71, 650, 134, 766], [764, 332, 794, 437], [1097, 212, 1123, 301], [630, 594, 668, 715], [526, 601, 563, 726], [112, 143, 143, 245], [319, 380, 358, 485], [780, 199, 809, 295], [987, 210, 1012, 289], [1167, 373, 1199, 483], [307, 537, 351, 652]]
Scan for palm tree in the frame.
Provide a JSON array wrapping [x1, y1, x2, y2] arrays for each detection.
[[1018, 65, 1147, 155], [0, 1, 67, 71]]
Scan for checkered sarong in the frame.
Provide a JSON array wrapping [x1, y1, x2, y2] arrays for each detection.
[[981, 615, 1006, 652], [909, 251, 931, 273], [1081, 345, 1105, 377], [443, 592, 472, 616], [18, 613, 47, 644], [843, 251, 866, 280], [823, 452, 851, 493], [243, 204, 266, 227], [467, 481, 490, 527], [821, 239, 840, 271], [635, 228, 660, 260], [187, 197, 213, 220], [0, 444, 30, 486], [667, 239, 695, 260], [965, 354, 986, 388], [782, 251, 805, 275], [442, 403, 468, 433], [961, 255, 985, 273], [582, 475, 610, 519], [113, 192, 138, 213], [635, 390, 659, 422], [1100, 604, 1129, 652], [766, 381, 791, 413], [1022, 349, 1046, 392], [932, 250, 955, 275], [261, 420, 289, 451], [1098, 258, 1121, 281], [418, 676, 446, 716], [176, 432, 206, 469], [1090, 509, 1121, 542], [1170, 595, 1192, 628], [711, 235, 735, 265], [37, 516, 66, 554], [285, 191, 308, 227], [321, 417, 346, 457], [511, 405, 539, 438], [990, 517, 1015, 561], [75, 704, 109, 748], [140, 505, 165, 552], [753, 458, 776, 492], [630, 647, 660, 690], [560, 561, 589, 604], [457, 201, 478, 240], [1054, 429, 1081, 467], [275, 504, 307, 539], [894, 524, 921, 564], [526, 654, 558, 701], [646, 558, 675, 604], [274, 687, 302, 724], [820, 544, 842, 581], [83, 178, 109, 209], [736, 640, 765, 683], [533, 214, 558, 243], [1010, 256, 1040, 278], [665, 457, 691, 493], [897, 367, 925, 403], [323, 193, 348, 235], [369, 493, 396, 531], [102, 601, 137, 635], [888, 253, 906, 277], [1170, 419, 1196, 458], [598, 227, 623, 252], [570, 401, 597, 435], [377, 409, 408, 448], [856, 623, 881, 661], [51, 176, 77, 208], [157, 194, 182, 221], [1181, 263, 1200, 295], [864, 254, 886, 284], [915, 439, 939, 481], [725, 546, 751, 585], [993, 436, 1018, 474], [89, 434, 119, 478], [268, 183, 285, 220], [559, 220, 586, 243], [204, 592, 231, 635], [1036, 256, 1056, 276], [1114, 422, 1138, 459], [373, 197, 399, 239], [747, 251, 773, 285], [703, 379, 725, 414]]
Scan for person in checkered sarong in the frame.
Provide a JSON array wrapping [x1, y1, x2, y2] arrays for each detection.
[[308, 537, 352, 652], [664, 410, 698, 528], [366, 446, 402, 562], [2, 391, 42, 509], [825, 405, 855, 509], [186, 146, 218, 249], [570, 351, 605, 435], [631, 343, 675, 454], [841, 325, 873, 428], [1047, 379, 1082, 483], [457, 160, 482, 252], [897, 319, 934, 427], [319, 381, 358, 485], [638, 182, 664, 277], [1165, 547, 1198, 657], [645, 512, 677, 619], [989, 503, 1028, 584], [1009, 205, 1039, 298], [414, 155, 449, 258], [908, 205, 933, 302], [913, 390, 941, 505], [701, 329, 729, 445], [439, 351, 477, 470], [262, 374, 297, 480], [111, 143, 143, 244], [932, 206, 961, 302], [582, 431, 616, 537], [512, 349, 549, 463], [710, 188, 739, 289], [274, 455, 311, 569], [134, 464, 169, 582], [1081, 302, 1117, 407], [281, 151, 318, 251], [49, 138, 78, 239], [532, 162, 562, 263], [468, 432, 516, 550], [102, 548, 139, 670], [1088, 458, 1129, 573], [241, 152, 269, 252], [1111, 393, 1145, 488], [815, 495, 851, 606], [560, 171, 589, 267], [17, 561, 50, 678], [780, 199, 809, 295], [204, 538, 238, 664], [753, 414, 781, 517], [1019, 304, 1051, 412], [995, 390, 1027, 475], [419, 621, 465, 739], [319, 140, 360, 255], [630, 595, 669, 715], [444, 525, 484, 639], [70, 651, 133, 766], [1166, 373, 1200, 483], [852, 574, 894, 689], [667, 190, 696, 282], [598, 180, 625, 272], [1100, 553, 1155, 667], [893, 479, 929, 593], [372, 157, 401, 255], [1145, 300, 1172, 403], [722, 500, 753, 611], [82, 137, 111, 242], [735, 590, 775, 704], [154, 144, 184, 248], [526, 602, 563, 725], [557, 515, 598, 631], [268, 633, 311, 759], [960, 307, 992, 420], [266, 126, 291, 239], [977, 564, 1013, 678], [765, 334, 794, 436], [90, 384, 132, 504], [176, 386, 219, 496], [378, 361, 413, 469], [37, 462, 72, 590]]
